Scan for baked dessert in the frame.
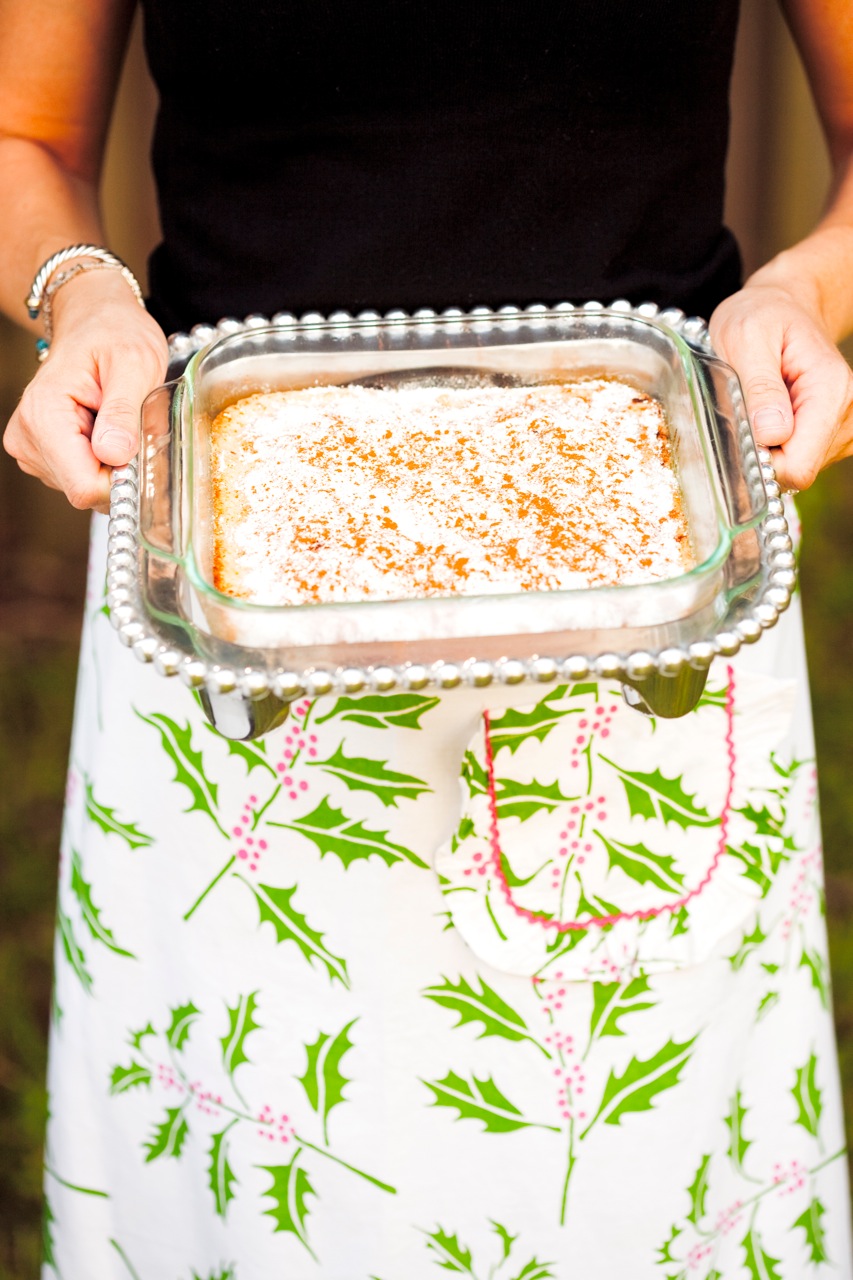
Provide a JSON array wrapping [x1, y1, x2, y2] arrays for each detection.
[[209, 377, 692, 606]]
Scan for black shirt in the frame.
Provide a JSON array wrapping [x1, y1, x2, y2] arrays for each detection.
[[140, 0, 742, 332]]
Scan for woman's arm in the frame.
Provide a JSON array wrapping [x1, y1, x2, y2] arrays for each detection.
[[0, 0, 167, 512], [710, 0, 853, 491]]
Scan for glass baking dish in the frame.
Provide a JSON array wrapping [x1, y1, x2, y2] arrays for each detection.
[[107, 304, 794, 738]]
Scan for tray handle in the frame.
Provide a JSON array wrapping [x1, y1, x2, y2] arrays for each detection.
[[693, 351, 768, 530], [138, 379, 183, 558]]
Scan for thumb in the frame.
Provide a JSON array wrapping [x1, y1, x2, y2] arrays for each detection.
[[736, 353, 795, 448], [91, 390, 144, 466]]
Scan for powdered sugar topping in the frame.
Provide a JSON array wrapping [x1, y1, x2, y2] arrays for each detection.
[[210, 379, 692, 606]]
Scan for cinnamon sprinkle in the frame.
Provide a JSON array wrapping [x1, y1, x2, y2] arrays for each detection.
[[210, 379, 692, 605]]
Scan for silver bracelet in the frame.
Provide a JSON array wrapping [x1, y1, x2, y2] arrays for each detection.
[[26, 243, 145, 362], [41, 260, 145, 352]]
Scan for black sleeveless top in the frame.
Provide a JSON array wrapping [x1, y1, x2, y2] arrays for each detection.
[[139, 0, 742, 333]]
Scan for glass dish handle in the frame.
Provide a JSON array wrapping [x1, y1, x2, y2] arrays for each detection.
[[693, 351, 767, 530], [139, 379, 183, 558]]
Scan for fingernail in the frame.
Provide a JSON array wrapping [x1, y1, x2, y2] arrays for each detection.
[[98, 428, 134, 452], [752, 407, 786, 439]]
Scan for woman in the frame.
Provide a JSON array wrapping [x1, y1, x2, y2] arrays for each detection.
[[2, 1, 853, 1275]]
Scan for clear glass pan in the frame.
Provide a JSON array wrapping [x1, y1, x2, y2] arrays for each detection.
[[138, 308, 766, 673]]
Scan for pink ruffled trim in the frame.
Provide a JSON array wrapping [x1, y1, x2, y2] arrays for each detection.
[[481, 665, 737, 933]]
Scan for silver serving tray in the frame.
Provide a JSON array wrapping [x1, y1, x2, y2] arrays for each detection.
[[107, 302, 795, 739]]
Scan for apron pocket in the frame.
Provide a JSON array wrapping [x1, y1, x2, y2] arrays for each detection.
[[435, 665, 796, 979]]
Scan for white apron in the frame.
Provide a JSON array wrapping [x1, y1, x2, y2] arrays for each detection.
[[43, 511, 851, 1279]]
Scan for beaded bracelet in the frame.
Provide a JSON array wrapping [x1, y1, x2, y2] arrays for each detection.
[[25, 243, 145, 362]]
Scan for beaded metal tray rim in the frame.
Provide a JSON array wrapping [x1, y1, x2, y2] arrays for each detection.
[[106, 300, 796, 731]]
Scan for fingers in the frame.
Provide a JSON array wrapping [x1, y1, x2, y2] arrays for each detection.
[[3, 312, 168, 510], [710, 301, 794, 447], [91, 394, 142, 466], [91, 332, 169, 467], [711, 286, 853, 491], [765, 351, 853, 492], [4, 386, 113, 509]]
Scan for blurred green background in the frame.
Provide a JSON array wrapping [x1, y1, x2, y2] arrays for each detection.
[[2, 2, 853, 1275]]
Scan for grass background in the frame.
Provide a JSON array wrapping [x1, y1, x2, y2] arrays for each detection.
[[2, 2, 853, 1275]]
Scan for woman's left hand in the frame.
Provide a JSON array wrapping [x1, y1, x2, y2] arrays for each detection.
[[709, 281, 853, 491]]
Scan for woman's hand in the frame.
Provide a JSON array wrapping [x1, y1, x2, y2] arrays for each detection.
[[3, 269, 168, 513], [709, 280, 853, 492]]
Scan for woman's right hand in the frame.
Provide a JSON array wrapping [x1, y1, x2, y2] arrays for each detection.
[[3, 269, 169, 514]]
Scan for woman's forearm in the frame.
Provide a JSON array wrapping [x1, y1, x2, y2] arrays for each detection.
[[709, 140, 853, 490], [745, 151, 853, 343], [0, 134, 106, 330]]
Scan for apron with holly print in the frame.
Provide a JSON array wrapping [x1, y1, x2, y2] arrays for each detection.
[[43, 511, 852, 1280]]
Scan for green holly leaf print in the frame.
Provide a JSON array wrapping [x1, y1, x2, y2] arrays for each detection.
[[423, 1227, 475, 1275], [584, 1037, 696, 1135], [793, 1197, 830, 1264], [208, 1125, 238, 1218], [42, 1196, 58, 1275], [499, 850, 549, 888], [220, 992, 261, 1085], [205, 724, 278, 777], [297, 1019, 357, 1145], [275, 798, 428, 869], [490, 1220, 518, 1263], [461, 749, 488, 798], [450, 816, 477, 855], [568, 681, 600, 698], [70, 849, 136, 959], [800, 948, 829, 1009], [770, 751, 806, 779], [423, 975, 548, 1055], [84, 779, 154, 849], [756, 991, 779, 1021], [600, 758, 718, 830], [487, 687, 575, 756], [167, 1002, 201, 1051], [724, 1090, 752, 1172], [109, 1061, 152, 1094], [307, 745, 430, 806], [57, 906, 93, 993], [314, 693, 440, 730], [191, 1270, 236, 1280], [655, 1224, 682, 1265], [726, 843, 772, 897], [423, 1072, 560, 1134], [696, 684, 728, 710], [129, 1022, 155, 1052], [144, 1106, 189, 1162], [510, 1261, 556, 1280], [670, 905, 689, 937], [727, 921, 766, 971], [136, 711, 226, 837], [685, 1152, 712, 1225], [736, 802, 785, 841], [259, 1153, 317, 1258], [246, 880, 349, 987], [492, 775, 578, 823], [589, 976, 655, 1039], [597, 832, 685, 892], [574, 878, 621, 925], [792, 1052, 822, 1138], [741, 1228, 783, 1280]]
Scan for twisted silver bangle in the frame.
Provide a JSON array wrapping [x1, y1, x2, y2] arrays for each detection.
[[26, 243, 145, 362]]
